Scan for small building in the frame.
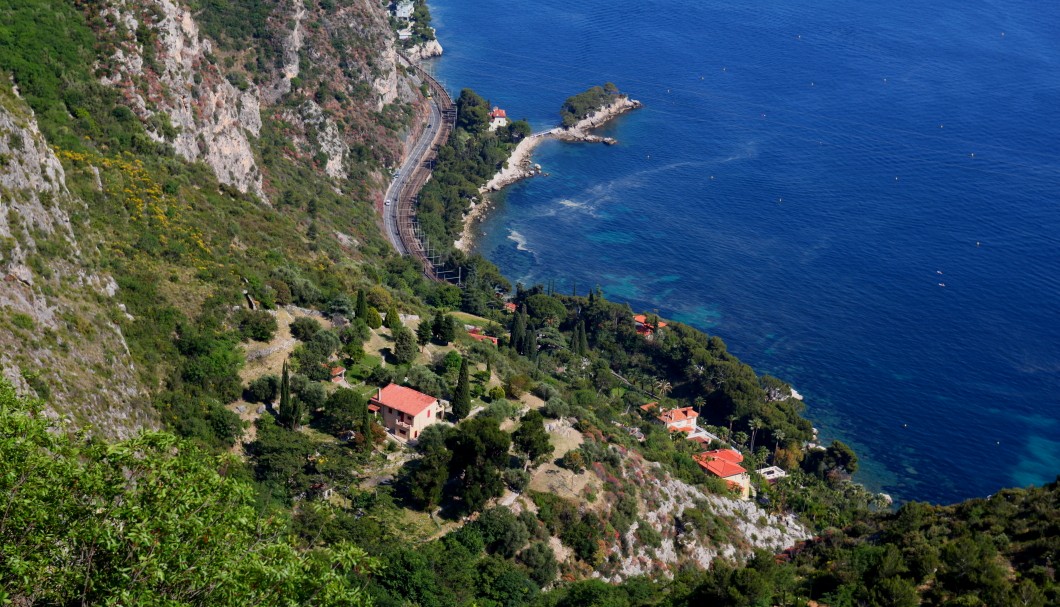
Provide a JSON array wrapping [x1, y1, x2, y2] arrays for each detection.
[[694, 449, 751, 499], [757, 465, 789, 484], [633, 314, 668, 336], [370, 383, 443, 442], [393, 0, 414, 21], [639, 402, 659, 414], [330, 366, 346, 384], [488, 107, 508, 132], [503, 302, 517, 314]]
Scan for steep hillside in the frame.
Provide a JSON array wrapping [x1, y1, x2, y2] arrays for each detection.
[[0, 0, 426, 434]]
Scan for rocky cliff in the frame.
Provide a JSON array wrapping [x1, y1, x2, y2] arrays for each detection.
[[0, 85, 154, 436]]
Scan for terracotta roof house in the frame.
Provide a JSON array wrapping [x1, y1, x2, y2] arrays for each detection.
[[330, 366, 346, 384], [503, 302, 517, 313], [370, 383, 443, 443], [488, 107, 509, 132], [655, 406, 711, 440], [694, 449, 750, 498], [633, 314, 668, 336], [639, 402, 659, 413], [468, 331, 499, 346]]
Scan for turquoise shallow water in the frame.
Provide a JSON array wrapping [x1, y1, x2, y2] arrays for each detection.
[[427, 0, 1060, 504]]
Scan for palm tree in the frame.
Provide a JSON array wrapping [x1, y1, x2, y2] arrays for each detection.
[[749, 417, 763, 453], [772, 429, 786, 462], [652, 379, 672, 398], [727, 413, 737, 436], [693, 396, 705, 415]]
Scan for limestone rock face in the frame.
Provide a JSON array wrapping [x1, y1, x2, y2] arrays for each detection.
[[404, 39, 444, 62], [99, 0, 264, 198], [0, 89, 154, 437]]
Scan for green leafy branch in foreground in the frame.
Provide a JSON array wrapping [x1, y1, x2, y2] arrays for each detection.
[[0, 379, 376, 606]]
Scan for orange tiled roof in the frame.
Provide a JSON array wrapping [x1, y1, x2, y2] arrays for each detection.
[[504, 302, 517, 312], [701, 448, 744, 463], [633, 314, 668, 329], [657, 407, 698, 425], [373, 383, 437, 417], [490, 107, 507, 118], [694, 452, 746, 478], [639, 402, 658, 412]]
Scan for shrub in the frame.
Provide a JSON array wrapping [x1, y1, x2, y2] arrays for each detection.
[[245, 374, 279, 403], [235, 309, 277, 342], [290, 316, 322, 341]]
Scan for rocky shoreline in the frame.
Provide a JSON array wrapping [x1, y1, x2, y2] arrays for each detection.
[[454, 96, 642, 252]]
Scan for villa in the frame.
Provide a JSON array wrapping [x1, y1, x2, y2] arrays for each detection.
[[633, 314, 667, 336], [488, 107, 509, 132], [757, 465, 789, 484], [694, 449, 751, 499], [655, 406, 711, 441], [370, 383, 443, 443], [393, 0, 413, 21]]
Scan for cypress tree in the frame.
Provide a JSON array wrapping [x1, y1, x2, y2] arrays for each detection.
[[527, 328, 538, 360], [452, 357, 471, 419], [578, 320, 589, 355], [278, 359, 296, 429], [355, 289, 368, 320], [416, 316, 433, 347], [511, 309, 527, 354], [437, 313, 457, 344]]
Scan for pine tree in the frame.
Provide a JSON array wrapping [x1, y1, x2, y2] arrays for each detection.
[[436, 313, 457, 344], [355, 289, 368, 320], [452, 357, 471, 420]]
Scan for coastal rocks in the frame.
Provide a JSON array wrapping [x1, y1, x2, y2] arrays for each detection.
[[404, 38, 444, 62], [455, 96, 642, 252]]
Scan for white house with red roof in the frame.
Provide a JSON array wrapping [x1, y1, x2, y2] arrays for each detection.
[[370, 383, 443, 442], [694, 449, 751, 498], [655, 406, 710, 440], [488, 107, 508, 132]]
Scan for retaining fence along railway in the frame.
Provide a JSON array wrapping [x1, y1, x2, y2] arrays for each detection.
[[386, 52, 458, 283]]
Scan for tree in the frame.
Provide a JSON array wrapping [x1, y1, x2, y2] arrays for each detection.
[[245, 374, 279, 403], [277, 359, 302, 430], [447, 417, 511, 512], [749, 417, 763, 453], [393, 326, 418, 365], [365, 307, 383, 329], [434, 312, 457, 344], [476, 506, 530, 558], [384, 304, 402, 330], [322, 388, 367, 436], [577, 319, 589, 355], [408, 428, 453, 511], [355, 289, 368, 320], [510, 308, 527, 354], [452, 357, 471, 419], [234, 309, 277, 342], [416, 317, 433, 348], [290, 316, 322, 341], [772, 429, 786, 462], [512, 409, 553, 468], [0, 379, 377, 605], [518, 542, 558, 586]]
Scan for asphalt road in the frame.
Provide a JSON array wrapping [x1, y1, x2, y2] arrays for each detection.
[[383, 91, 443, 256]]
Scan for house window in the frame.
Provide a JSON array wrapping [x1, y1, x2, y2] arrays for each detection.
[[413, 431, 418, 439]]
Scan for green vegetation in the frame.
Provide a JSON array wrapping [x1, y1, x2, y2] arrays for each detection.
[[561, 82, 622, 127], [3, 1, 1056, 605]]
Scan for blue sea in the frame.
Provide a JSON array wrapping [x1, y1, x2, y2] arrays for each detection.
[[426, 0, 1060, 505]]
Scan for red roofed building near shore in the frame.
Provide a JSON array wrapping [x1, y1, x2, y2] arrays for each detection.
[[694, 449, 751, 498], [370, 383, 443, 443], [633, 314, 668, 336], [655, 406, 711, 440], [489, 107, 509, 132]]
